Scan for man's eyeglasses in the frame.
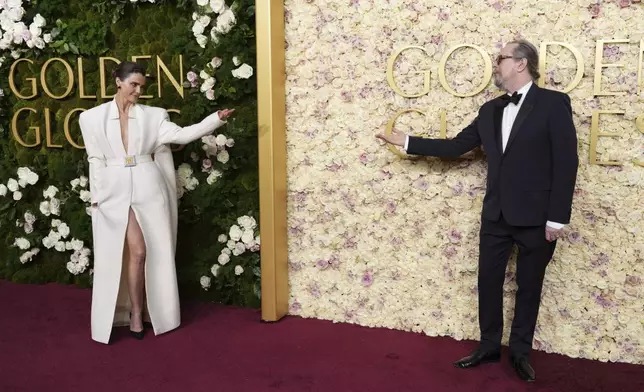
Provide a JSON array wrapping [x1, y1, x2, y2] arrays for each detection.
[[495, 55, 521, 65]]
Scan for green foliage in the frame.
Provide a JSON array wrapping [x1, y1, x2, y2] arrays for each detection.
[[0, 1, 259, 308]]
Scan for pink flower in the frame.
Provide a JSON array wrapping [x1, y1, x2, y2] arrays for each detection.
[[361, 271, 374, 287], [202, 159, 212, 171], [206, 89, 215, 100], [619, 0, 631, 8], [186, 71, 197, 82]]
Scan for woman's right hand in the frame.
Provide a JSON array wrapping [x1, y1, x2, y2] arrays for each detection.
[[217, 109, 235, 120]]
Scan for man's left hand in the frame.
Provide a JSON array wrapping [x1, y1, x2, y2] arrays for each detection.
[[545, 226, 563, 242]]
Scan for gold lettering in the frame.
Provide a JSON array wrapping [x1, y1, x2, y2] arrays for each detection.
[[40, 58, 74, 99], [44, 108, 63, 148], [64, 108, 86, 149], [11, 107, 41, 147], [589, 110, 624, 165], [634, 114, 644, 167], [132, 55, 153, 99], [77, 58, 96, 99], [157, 56, 184, 98], [593, 39, 629, 96], [386, 46, 431, 98], [100, 57, 121, 99], [438, 44, 493, 97], [385, 108, 428, 158], [538, 42, 584, 93], [9, 59, 37, 99]]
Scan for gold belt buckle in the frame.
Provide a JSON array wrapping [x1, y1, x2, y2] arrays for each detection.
[[124, 155, 137, 167]]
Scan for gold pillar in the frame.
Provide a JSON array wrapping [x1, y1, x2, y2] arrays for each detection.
[[256, 0, 289, 321]]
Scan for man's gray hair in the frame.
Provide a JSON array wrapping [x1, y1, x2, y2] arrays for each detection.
[[508, 39, 541, 81]]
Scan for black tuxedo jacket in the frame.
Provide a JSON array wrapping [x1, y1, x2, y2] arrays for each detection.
[[407, 84, 579, 227]]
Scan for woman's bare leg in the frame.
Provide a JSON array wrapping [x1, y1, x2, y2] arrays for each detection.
[[125, 207, 146, 332]]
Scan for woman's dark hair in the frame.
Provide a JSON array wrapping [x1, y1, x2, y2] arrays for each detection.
[[112, 61, 146, 82]]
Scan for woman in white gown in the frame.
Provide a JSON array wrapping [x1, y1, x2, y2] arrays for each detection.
[[79, 61, 234, 343]]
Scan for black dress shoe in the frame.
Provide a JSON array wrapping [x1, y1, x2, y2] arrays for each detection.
[[454, 349, 501, 368], [510, 355, 536, 382]]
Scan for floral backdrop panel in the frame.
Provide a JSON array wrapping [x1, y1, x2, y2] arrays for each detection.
[[284, 0, 644, 364]]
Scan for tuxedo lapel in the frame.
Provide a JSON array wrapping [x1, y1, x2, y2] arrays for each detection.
[[504, 84, 538, 154], [493, 103, 504, 155]]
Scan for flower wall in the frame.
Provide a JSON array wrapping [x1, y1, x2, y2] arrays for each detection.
[[285, 1, 644, 363]]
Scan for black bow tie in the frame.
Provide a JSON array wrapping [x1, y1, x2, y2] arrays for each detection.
[[499, 92, 522, 107]]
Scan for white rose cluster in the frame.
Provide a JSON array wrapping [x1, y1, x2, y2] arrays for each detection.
[[200, 132, 235, 184], [196, 56, 224, 100], [2, 167, 38, 201], [206, 215, 260, 288], [175, 163, 199, 199], [0, 2, 50, 54], [39, 185, 61, 216], [15, 210, 36, 234], [67, 246, 91, 275], [70, 175, 92, 215], [192, 0, 236, 49]]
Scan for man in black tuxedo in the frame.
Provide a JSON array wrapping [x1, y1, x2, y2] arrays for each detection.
[[376, 40, 578, 382]]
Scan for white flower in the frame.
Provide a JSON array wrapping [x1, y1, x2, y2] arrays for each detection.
[[241, 229, 254, 245], [211, 56, 222, 69], [225, 138, 235, 148], [255, 235, 260, 245], [197, 0, 209, 6], [58, 223, 70, 238], [226, 239, 236, 250], [229, 225, 242, 241], [51, 219, 61, 228], [238, 215, 257, 230], [231, 63, 253, 79], [210, 0, 226, 13], [19, 248, 40, 264], [222, 248, 231, 256], [216, 150, 229, 164], [199, 70, 210, 79], [79, 176, 88, 187], [42, 236, 55, 249], [43, 33, 52, 43], [7, 178, 18, 192], [13, 237, 30, 250], [205, 89, 215, 100], [192, 20, 206, 36], [32, 14, 46, 28], [206, 170, 223, 185], [79, 190, 91, 203], [200, 275, 211, 290], [218, 234, 227, 243], [32, 37, 46, 50], [200, 76, 216, 92], [196, 34, 208, 48], [39, 201, 51, 216], [24, 212, 36, 225], [214, 8, 236, 34], [70, 178, 81, 190], [13, 191, 22, 200], [0, 184, 7, 196], [18, 178, 27, 188], [215, 134, 227, 146], [211, 264, 221, 277], [232, 56, 241, 66], [43, 185, 59, 199], [54, 241, 66, 252], [234, 265, 244, 276], [210, 27, 219, 43], [217, 253, 230, 265], [49, 198, 60, 215], [232, 242, 245, 256], [70, 238, 84, 251]]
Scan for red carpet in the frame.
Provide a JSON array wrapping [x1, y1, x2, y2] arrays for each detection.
[[1, 280, 642, 392]]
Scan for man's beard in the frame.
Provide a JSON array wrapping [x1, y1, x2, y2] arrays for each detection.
[[493, 73, 504, 89]]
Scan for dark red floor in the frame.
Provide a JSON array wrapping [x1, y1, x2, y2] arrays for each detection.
[[1, 280, 642, 392]]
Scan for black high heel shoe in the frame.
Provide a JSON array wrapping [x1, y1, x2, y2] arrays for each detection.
[[129, 312, 145, 340]]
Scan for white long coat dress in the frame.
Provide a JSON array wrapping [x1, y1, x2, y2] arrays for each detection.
[[79, 100, 225, 344]]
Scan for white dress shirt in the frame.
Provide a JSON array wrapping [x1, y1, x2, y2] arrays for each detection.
[[403, 81, 564, 230]]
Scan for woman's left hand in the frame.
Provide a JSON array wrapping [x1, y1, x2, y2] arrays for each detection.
[[217, 109, 235, 120]]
